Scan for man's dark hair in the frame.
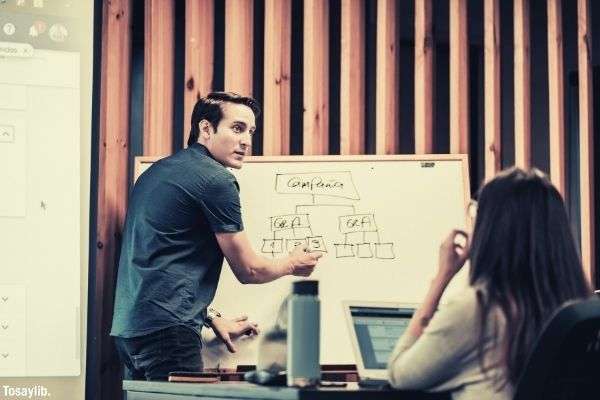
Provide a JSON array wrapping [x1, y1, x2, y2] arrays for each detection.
[[187, 92, 261, 147]]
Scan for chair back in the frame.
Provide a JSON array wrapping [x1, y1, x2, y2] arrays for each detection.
[[513, 297, 600, 400]]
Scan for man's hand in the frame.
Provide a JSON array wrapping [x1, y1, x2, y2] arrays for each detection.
[[288, 245, 323, 277], [210, 315, 259, 353]]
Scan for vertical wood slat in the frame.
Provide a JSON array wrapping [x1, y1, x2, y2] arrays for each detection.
[[263, 0, 291, 155], [450, 0, 470, 154], [484, 0, 501, 179], [547, 0, 566, 195], [144, 0, 174, 156], [97, 0, 131, 399], [577, 0, 595, 284], [225, 0, 254, 96], [375, 0, 398, 155], [184, 0, 214, 146], [414, 0, 434, 154], [340, 0, 365, 155], [303, 0, 329, 155], [513, 0, 531, 168]]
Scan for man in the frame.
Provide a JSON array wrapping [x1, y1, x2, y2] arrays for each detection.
[[110, 92, 322, 380]]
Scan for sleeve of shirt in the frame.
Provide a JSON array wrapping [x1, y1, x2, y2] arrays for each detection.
[[387, 287, 481, 391], [199, 172, 244, 233]]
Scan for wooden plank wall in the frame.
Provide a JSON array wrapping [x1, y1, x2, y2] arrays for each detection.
[[304, 0, 329, 155], [263, 0, 291, 155], [144, 0, 174, 156], [414, 0, 434, 154], [94, 1, 131, 400], [184, 0, 214, 145], [577, 0, 595, 284], [95, 0, 597, 397], [513, 0, 531, 169]]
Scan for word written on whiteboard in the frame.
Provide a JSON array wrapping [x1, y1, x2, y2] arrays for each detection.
[[275, 172, 359, 200]]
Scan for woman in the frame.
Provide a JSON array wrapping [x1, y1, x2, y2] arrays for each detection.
[[387, 167, 591, 399]]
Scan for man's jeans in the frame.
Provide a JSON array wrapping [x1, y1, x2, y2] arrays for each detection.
[[114, 325, 203, 381]]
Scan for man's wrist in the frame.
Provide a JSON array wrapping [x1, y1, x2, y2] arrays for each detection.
[[204, 307, 222, 328], [274, 256, 294, 277]]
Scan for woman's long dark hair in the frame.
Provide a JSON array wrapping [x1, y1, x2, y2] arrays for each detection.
[[468, 168, 590, 386]]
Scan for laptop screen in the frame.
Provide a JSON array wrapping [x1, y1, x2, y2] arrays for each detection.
[[349, 306, 414, 369]]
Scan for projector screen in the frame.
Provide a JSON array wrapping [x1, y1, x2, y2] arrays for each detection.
[[0, 1, 93, 394]]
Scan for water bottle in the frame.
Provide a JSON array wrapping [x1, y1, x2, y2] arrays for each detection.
[[287, 280, 320, 387]]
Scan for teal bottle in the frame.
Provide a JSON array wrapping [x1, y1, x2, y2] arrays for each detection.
[[287, 280, 320, 387]]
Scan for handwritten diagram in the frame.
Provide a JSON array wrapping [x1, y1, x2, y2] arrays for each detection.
[[261, 172, 395, 260]]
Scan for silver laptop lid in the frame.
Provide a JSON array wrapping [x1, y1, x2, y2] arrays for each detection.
[[343, 301, 416, 380]]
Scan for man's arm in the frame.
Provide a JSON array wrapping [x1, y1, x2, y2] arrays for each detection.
[[215, 231, 322, 284]]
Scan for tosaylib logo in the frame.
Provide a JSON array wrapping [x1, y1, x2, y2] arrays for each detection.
[[2, 385, 51, 398]]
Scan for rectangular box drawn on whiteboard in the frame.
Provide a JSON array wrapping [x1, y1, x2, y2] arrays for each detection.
[[261, 239, 283, 254], [307, 236, 327, 252], [286, 238, 308, 252], [375, 243, 395, 259], [275, 172, 359, 200], [270, 214, 310, 231], [356, 243, 373, 258], [338, 214, 378, 233]]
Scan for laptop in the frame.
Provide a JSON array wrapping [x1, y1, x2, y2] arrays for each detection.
[[343, 301, 416, 387]]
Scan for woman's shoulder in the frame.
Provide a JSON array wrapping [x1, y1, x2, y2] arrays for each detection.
[[429, 285, 492, 332], [443, 285, 483, 313]]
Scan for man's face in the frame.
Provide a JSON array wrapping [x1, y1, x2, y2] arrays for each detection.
[[203, 103, 256, 169]]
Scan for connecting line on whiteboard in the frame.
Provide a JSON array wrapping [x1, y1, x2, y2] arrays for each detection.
[[344, 233, 348, 245], [295, 204, 356, 213], [362, 231, 366, 242], [312, 194, 316, 204]]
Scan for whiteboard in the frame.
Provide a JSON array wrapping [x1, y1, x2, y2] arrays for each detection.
[[135, 154, 471, 367]]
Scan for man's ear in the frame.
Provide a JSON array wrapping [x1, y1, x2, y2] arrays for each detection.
[[200, 120, 214, 139]]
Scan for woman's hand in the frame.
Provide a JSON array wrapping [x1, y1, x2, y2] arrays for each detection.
[[404, 229, 470, 338], [437, 229, 470, 283]]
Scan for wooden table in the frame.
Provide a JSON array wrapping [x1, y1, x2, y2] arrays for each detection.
[[123, 380, 450, 400]]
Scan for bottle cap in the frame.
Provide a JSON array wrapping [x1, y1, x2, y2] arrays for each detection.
[[292, 280, 318, 295]]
